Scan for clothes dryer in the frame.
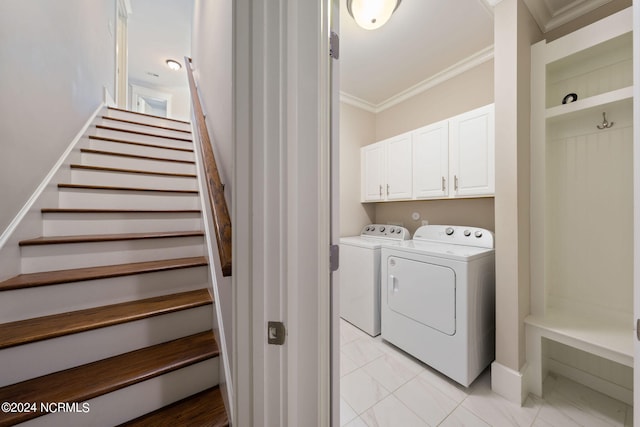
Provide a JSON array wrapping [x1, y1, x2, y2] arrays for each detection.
[[381, 225, 495, 386]]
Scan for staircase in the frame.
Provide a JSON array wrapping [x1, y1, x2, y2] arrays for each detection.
[[0, 108, 229, 426]]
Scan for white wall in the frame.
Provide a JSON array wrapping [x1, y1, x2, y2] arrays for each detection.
[[191, 0, 233, 202], [339, 103, 376, 237], [0, 0, 116, 235]]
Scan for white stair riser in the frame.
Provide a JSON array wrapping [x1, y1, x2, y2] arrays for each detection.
[[0, 305, 213, 388], [94, 127, 193, 150], [43, 212, 203, 236], [104, 110, 192, 132], [71, 168, 198, 190], [89, 139, 195, 162], [80, 152, 196, 175], [22, 358, 218, 427], [58, 188, 201, 210], [0, 266, 210, 323], [21, 236, 205, 273], [98, 118, 192, 140]]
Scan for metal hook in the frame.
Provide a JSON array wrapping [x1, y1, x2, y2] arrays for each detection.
[[596, 112, 614, 130]]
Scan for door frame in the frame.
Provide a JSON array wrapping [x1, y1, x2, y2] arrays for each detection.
[[633, 0, 639, 417], [115, 0, 132, 108], [232, 0, 333, 425]]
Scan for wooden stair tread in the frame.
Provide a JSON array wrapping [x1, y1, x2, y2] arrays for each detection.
[[0, 331, 218, 426], [58, 183, 199, 194], [118, 386, 229, 427], [102, 115, 192, 134], [0, 256, 208, 291], [97, 125, 192, 142], [70, 163, 197, 178], [41, 208, 201, 214], [80, 148, 196, 164], [89, 135, 194, 153], [19, 230, 204, 246], [0, 289, 212, 349], [107, 107, 191, 125]]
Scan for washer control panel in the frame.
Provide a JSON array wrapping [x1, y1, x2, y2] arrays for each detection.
[[361, 224, 410, 240], [413, 225, 494, 248]]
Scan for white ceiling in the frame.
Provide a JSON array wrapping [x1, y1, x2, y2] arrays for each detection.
[[339, 0, 495, 109], [127, 0, 193, 88]]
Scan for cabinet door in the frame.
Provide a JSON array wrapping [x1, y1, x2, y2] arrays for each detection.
[[361, 142, 385, 201], [412, 120, 449, 199], [450, 104, 495, 197], [385, 133, 413, 200]]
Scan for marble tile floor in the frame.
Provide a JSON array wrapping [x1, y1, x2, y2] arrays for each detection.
[[339, 319, 633, 427]]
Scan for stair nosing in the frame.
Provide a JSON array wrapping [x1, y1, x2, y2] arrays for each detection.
[[96, 125, 193, 142], [101, 115, 192, 134], [80, 148, 196, 165], [88, 135, 194, 153], [0, 331, 218, 426], [0, 256, 208, 291], [0, 289, 213, 349], [19, 230, 205, 246], [107, 106, 191, 125], [70, 163, 197, 178], [58, 183, 199, 194]]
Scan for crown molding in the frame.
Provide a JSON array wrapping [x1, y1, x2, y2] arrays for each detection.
[[523, 0, 612, 32], [339, 92, 378, 113], [341, 45, 494, 114]]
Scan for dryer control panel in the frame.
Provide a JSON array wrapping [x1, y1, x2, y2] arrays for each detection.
[[360, 224, 410, 241], [413, 225, 494, 248]]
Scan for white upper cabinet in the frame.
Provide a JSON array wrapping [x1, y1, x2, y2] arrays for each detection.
[[361, 142, 385, 201], [412, 120, 449, 199], [449, 104, 495, 197], [360, 104, 495, 202], [361, 134, 412, 202], [385, 133, 413, 200]]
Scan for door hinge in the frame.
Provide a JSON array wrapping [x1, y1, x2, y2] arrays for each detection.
[[268, 321, 286, 345], [330, 31, 339, 59], [330, 244, 339, 272]]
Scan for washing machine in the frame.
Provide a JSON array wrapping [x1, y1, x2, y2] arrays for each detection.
[[381, 225, 495, 386], [340, 224, 410, 336]]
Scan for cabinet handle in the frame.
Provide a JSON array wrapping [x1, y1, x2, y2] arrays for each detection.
[[454, 175, 459, 191], [379, 185, 382, 197], [441, 176, 446, 191], [386, 184, 390, 195]]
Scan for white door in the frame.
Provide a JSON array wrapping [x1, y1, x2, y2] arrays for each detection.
[[361, 142, 385, 201], [450, 104, 495, 197], [413, 120, 449, 199], [385, 133, 413, 200], [632, 0, 639, 418]]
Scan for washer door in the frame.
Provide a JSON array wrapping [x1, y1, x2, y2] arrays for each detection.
[[386, 256, 456, 335]]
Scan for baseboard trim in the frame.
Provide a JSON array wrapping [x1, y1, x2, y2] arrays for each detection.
[[491, 361, 528, 405], [0, 102, 105, 253]]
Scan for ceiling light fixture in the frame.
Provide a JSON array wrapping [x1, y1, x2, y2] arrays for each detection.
[[165, 59, 182, 71], [347, 0, 401, 30]]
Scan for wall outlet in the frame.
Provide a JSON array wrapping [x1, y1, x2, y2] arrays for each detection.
[[422, 220, 429, 226]]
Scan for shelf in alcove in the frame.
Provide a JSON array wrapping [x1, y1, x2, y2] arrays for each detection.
[[525, 305, 633, 368], [545, 86, 633, 122]]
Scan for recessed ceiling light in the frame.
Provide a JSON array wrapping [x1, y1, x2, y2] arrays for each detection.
[[347, 0, 401, 30], [165, 59, 182, 71]]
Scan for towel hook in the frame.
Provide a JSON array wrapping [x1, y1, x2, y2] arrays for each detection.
[[597, 112, 614, 130]]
